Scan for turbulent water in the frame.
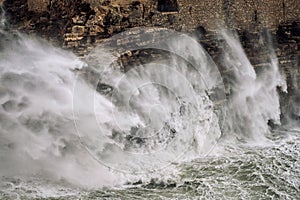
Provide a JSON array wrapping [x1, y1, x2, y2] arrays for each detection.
[[0, 18, 299, 199]]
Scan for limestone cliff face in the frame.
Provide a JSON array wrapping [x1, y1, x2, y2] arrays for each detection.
[[2, 0, 300, 90], [3, 0, 300, 50]]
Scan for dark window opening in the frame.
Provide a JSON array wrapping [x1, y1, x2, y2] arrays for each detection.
[[158, 0, 179, 12]]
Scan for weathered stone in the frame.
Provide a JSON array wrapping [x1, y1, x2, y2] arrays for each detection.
[[64, 33, 84, 41], [2, 0, 300, 92], [5, 0, 300, 32], [65, 41, 79, 47], [27, 0, 49, 12], [72, 15, 86, 25], [89, 25, 105, 36], [72, 25, 85, 36]]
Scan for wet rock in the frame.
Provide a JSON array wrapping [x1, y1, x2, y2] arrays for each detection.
[[64, 33, 83, 42], [72, 15, 86, 25], [145, 178, 177, 189], [89, 25, 105, 36], [96, 83, 114, 95], [71, 25, 85, 36], [2, 0, 300, 92]]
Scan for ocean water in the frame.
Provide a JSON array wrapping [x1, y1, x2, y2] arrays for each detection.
[[0, 16, 299, 199]]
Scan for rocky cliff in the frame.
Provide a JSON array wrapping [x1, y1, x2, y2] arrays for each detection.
[[3, 0, 300, 50], [2, 0, 300, 91]]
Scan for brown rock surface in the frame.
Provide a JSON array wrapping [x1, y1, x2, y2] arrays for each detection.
[[2, 0, 300, 90], [4, 0, 299, 48]]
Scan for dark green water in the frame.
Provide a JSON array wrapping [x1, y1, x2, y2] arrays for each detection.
[[1, 130, 299, 200]]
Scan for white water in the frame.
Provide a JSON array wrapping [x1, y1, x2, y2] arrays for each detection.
[[0, 30, 222, 189], [0, 25, 291, 198], [0, 33, 123, 188], [73, 30, 225, 174], [219, 30, 287, 144]]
